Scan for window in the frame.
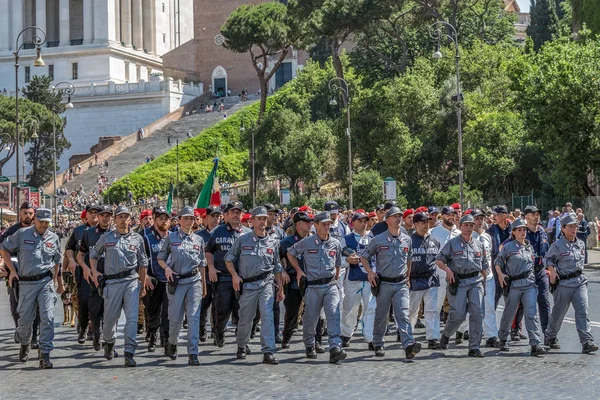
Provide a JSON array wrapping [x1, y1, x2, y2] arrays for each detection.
[[162, 3, 165, 12], [25, 66, 31, 83], [48, 65, 54, 80], [162, 33, 166, 43], [72, 62, 78, 80]]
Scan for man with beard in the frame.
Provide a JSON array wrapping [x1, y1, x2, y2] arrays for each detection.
[[1, 202, 37, 346], [487, 206, 512, 311], [402, 209, 415, 235]]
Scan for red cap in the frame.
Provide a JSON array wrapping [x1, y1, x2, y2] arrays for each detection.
[[81, 210, 87, 220], [140, 209, 152, 219], [367, 212, 376, 218], [415, 206, 428, 213], [402, 209, 414, 219], [355, 209, 365, 213], [194, 209, 202, 217], [451, 203, 461, 210], [241, 213, 251, 222], [298, 205, 309, 212]]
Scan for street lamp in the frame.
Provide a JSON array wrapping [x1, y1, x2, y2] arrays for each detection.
[[14, 26, 46, 209], [328, 77, 353, 209], [21, 115, 40, 180], [429, 21, 464, 209], [167, 131, 179, 198], [239, 110, 256, 207], [51, 82, 75, 227]]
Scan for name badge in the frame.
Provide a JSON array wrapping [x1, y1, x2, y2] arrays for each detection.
[[106, 242, 116, 247], [453, 251, 464, 256], [379, 246, 390, 250], [509, 251, 518, 255], [24, 240, 35, 244], [308, 250, 319, 254], [560, 252, 570, 257], [171, 242, 181, 247], [243, 246, 254, 250]]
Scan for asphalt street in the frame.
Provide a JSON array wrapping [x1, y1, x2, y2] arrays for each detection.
[[2, 263, 600, 399]]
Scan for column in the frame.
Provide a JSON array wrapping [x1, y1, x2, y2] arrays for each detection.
[[150, 0, 156, 54], [11, 0, 24, 50], [114, 0, 120, 43], [59, 0, 70, 46], [94, 0, 110, 43], [36, 0, 47, 39], [142, 0, 152, 53], [120, 0, 132, 47], [0, 0, 10, 50], [131, 0, 143, 50], [83, 0, 94, 44]]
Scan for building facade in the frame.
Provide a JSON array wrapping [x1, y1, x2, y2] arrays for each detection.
[[0, 0, 197, 175]]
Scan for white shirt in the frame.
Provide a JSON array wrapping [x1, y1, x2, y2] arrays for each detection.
[[430, 223, 460, 248]]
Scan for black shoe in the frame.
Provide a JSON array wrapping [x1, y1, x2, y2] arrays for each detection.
[[374, 346, 385, 357], [78, 330, 86, 344], [385, 327, 392, 336], [275, 335, 282, 344], [167, 343, 178, 360], [188, 354, 200, 365], [30, 338, 39, 350], [250, 325, 257, 339], [215, 333, 225, 348], [341, 336, 351, 348], [182, 320, 188, 330], [200, 332, 208, 342], [368, 342, 375, 351], [443, 312, 449, 324], [124, 352, 136, 367], [315, 342, 325, 354], [281, 337, 291, 349], [455, 331, 464, 345], [237, 346, 247, 360], [547, 338, 560, 349], [87, 330, 94, 341], [582, 341, 599, 354], [415, 319, 425, 329], [440, 334, 450, 350], [463, 330, 469, 340], [428, 339, 441, 350], [39, 352, 53, 369], [305, 347, 317, 359], [531, 345, 547, 356], [263, 353, 279, 365], [405, 343, 421, 360], [19, 344, 30, 362], [148, 333, 157, 353], [329, 347, 347, 364], [93, 334, 101, 352], [104, 342, 115, 360], [145, 331, 150, 342], [510, 330, 521, 342], [468, 349, 484, 357], [499, 340, 509, 351], [486, 337, 500, 348], [137, 324, 144, 335]]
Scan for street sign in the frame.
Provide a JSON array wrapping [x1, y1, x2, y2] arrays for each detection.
[[383, 177, 396, 200], [280, 189, 291, 205]]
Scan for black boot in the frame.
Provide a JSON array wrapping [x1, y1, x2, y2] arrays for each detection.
[[263, 352, 279, 365], [215, 332, 225, 348], [305, 347, 317, 359], [329, 347, 347, 364], [148, 333, 157, 353], [281, 336, 291, 349], [499, 340, 509, 351], [405, 343, 422, 360], [188, 354, 200, 365], [30, 337, 39, 350], [104, 342, 115, 360], [546, 338, 560, 349], [19, 343, 30, 362], [582, 341, 599, 354], [237, 346, 247, 360], [39, 352, 53, 369], [428, 339, 441, 350], [374, 346, 385, 357], [77, 329, 86, 344], [341, 336, 351, 348], [167, 343, 178, 360], [315, 341, 325, 354], [486, 337, 500, 348], [124, 352, 137, 367], [200, 330, 208, 343], [93, 334, 101, 352], [455, 331, 464, 344], [468, 349, 484, 357], [531, 345, 547, 356], [440, 334, 450, 350]]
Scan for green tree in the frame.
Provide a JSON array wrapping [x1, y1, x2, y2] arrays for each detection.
[[21, 75, 71, 188], [353, 169, 384, 210], [221, 2, 302, 120], [527, 0, 560, 50]]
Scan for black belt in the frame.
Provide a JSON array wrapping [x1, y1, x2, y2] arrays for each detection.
[[243, 271, 272, 283], [534, 265, 545, 273], [104, 269, 135, 281], [410, 271, 434, 279], [380, 275, 407, 283], [509, 270, 533, 281], [179, 268, 199, 279], [19, 270, 53, 282], [307, 276, 334, 285], [456, 271, 480, 279], [559, 270, 583, 280]]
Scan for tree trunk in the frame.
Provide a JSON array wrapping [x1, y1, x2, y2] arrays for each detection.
[[331, 38, 348, 107], [258, 77, 269, 123]]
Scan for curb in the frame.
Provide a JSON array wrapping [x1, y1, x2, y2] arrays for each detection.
[[585, 264, 600, 270]]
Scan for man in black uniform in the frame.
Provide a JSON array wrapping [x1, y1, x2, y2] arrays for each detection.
[[76, 205, 113, 352], [1, 202, 37, 346], [205, 201, 250, 347], [197, 205, 221, 342], [66, 204, 98, 344]]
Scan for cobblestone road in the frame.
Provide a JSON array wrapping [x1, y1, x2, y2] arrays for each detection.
[[2, 270, 600, 399]]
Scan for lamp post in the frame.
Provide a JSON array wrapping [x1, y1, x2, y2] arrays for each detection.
[[20, 115, 40, 180], [14, 26, 46, 208], [328, 77, 353, 209], [167, 131, 179, 197], [430, 21, 463, 209], [238, 111, 255, 207], [50, 82, 74, 227]]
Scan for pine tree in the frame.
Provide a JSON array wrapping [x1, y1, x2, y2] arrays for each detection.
[[526, 0, 560, 51]]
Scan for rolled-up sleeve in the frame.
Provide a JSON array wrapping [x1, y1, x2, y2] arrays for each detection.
[[361, 237, 377, 261], [288, 238, 305, 258], [2, 229, 21, 253], [544, 243, 559, 268], [224, 236, 242, 263], [157, 234, 171, 261], [90, 234, 105, 260], [495, 246, 508, 270], [436, 241, 451, 264]]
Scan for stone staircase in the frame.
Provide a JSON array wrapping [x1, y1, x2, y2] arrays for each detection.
[[60, 98, 257, 195]]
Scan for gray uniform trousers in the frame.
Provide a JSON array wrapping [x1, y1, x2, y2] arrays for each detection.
[[167, 279, 202, 355], [443, 281, 484, 350], [102, 279, 139, 354], [237, 281, 276, 353], [373, 282, 414, 348], [303, 284, 342, 349], [546, 282, 594, 344], [16, 277, 56, 354], [498, 285, 541, 346]]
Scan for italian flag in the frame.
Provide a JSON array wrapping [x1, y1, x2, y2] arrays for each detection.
[[195, 158, 221, 214]]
